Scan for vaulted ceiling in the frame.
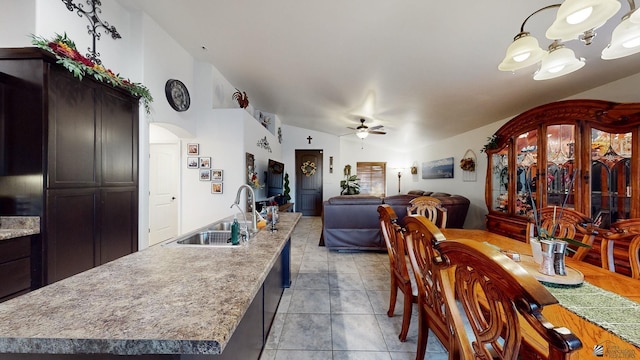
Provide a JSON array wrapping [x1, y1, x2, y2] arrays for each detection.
[[121, 1, 640, 146]]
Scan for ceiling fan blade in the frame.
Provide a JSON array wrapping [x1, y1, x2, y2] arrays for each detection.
[[369, 125, 384, 131], [369, 131, 387, 135], [347, 127, 357, 130]]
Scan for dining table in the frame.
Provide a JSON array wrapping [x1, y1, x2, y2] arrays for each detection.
[[441, 228, 640, 360]]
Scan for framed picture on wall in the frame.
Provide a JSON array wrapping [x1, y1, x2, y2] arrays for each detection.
[[211, 182, 223, 194], [211, 169, 223, 181], [422, 157, 454, 179], [187, 157, 199, 169], [199, 169, 211, 181], [199, 157, 211, 169], [187, 143, 199, 155]]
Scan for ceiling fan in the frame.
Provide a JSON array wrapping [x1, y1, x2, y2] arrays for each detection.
[[347, 118, 387, 139]]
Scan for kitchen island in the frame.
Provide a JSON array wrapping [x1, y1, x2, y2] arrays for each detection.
[[0, 212, 301, 359]]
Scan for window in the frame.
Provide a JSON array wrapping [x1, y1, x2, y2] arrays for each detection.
[[357, 162, 386, 197]]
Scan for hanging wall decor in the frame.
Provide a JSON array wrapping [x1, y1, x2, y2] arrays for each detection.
[[460, 149, 477, 182]]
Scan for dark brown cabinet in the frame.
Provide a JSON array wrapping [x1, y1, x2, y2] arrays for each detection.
[[0, 236, 33, 302], [0, 48, 139, 286]]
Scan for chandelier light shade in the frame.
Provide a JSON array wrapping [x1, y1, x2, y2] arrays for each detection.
[[498, 32, 547, 71], [546, 0, 621, 41], [534, 42, 586, 80], [602, 15, 640, 59], [356, 129, 369, 139]]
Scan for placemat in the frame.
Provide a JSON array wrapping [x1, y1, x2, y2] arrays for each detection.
[[545, 281, 640, 348]]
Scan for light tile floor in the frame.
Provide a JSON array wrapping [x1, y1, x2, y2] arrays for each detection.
[[260, 216, 448, 360]]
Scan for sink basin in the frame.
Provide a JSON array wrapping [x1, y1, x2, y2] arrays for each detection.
[[208, 220, 251, 231], [175, 230, 237, 247]]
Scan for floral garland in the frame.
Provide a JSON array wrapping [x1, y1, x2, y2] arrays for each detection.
[[31, 33, 153, 114], [301, 161, 317, 177], [459, 157, 475, 171]]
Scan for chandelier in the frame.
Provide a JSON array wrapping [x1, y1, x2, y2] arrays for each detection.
[[499, 0, 640, 80]]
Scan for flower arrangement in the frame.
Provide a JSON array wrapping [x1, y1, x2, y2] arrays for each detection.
[[301, 161, 317, 177], [31, 33, 153, 114], [248, 170, 263, 189], [459, 157, 475, 171]]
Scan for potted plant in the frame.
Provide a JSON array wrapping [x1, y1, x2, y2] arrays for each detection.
[[283, 173, 291, 203], [340, 165, 360, 195]]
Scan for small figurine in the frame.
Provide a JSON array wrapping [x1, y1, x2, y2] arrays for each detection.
[[232, 88, 249, 108]]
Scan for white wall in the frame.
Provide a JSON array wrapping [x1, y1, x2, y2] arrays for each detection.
[[1, 0, 35, 46]]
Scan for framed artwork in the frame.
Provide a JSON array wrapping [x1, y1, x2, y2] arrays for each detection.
[[422, 157, 454, 179], [211, 182, 223, 194], [211, 169, 223, 181], [187, 143, 199, 155], [199, 157, 211, 169], [199, 169, 211, 181], [187, 157, 199, 169]]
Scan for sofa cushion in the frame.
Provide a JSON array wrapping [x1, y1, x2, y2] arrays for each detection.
[[383, 194, 420, 205], [431, 192, 451, 197], [407, 190, 426, 195], [328, 195, 382, 205]]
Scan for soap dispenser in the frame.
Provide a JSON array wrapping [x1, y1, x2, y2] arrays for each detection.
[[230, 215, 240, 245]]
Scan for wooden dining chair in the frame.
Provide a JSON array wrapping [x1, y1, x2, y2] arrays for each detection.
[[526, 207, 597, 261], [406, 196, 447, 228], [434, 239, 583, 360], [402, 215, 451, 359], [601, 218, 640, 278], [377, 204, 416, 342]]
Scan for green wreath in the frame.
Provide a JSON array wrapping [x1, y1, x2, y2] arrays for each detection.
[[301, 161, 317, 177]]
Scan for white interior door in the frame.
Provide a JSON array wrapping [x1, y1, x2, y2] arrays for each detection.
[[149, 143, 179, 245]]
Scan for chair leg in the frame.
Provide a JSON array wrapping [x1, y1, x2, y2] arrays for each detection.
[[415, 306, 427, 360], [398, 287, 412, 342], [387, 277, 398, 317]]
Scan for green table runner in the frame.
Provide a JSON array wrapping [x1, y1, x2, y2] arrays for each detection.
[[544, 281, 640, 349]]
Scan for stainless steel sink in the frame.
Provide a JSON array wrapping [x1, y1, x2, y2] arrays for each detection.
[[175, 230, 236, 247], [164, 220, 254, 247], [207, 220, 251, 231]]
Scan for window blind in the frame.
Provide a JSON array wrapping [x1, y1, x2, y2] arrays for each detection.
[[357, 162, 386, 197]]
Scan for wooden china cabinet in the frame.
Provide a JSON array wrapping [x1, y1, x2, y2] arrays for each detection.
[[484, 100, 640, 272]]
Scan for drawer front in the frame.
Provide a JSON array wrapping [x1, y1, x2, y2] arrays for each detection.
[[0, 257, 31, 299], [486, 214, 528, 242], [0, 236, 30, 264]]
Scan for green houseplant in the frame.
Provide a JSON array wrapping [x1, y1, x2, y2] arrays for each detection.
[[340, 165, 360, 195], [283, 173, 291, 202]]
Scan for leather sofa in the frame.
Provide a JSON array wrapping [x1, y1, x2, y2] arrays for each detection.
[[321, 191, 470, 250]]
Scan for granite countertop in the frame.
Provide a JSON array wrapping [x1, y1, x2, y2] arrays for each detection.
[[0, 216, 40, 240], [0, 212, 301, 355]]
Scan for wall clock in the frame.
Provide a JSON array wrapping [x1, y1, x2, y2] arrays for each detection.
[[165, 79, 190, 112]]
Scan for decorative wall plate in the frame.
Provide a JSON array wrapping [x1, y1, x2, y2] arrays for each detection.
[[165, 79, 190, 112]]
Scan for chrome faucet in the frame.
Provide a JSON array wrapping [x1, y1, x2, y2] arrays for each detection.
[[231, 184, 258, 234]]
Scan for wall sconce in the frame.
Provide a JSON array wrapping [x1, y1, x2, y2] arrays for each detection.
[[329, 156, 333, 173], [410, 166, 418, 175]]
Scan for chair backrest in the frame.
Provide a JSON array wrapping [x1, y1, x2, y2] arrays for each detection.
[[434, 239, 583, 359], [407, 196, 448, 228], [403, 215, 451, 350], [526, 207, 596, 260], [602, 218, 640, 279], [378, 205, 409, 284]]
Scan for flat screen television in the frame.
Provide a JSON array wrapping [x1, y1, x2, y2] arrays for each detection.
[[266, 159, 285, 202]]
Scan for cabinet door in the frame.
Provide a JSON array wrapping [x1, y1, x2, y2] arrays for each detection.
[[45, 188, 98, 284], [99, 187, 138, 264], [100, 90, 138, 187], [47, 68, 99, 188]]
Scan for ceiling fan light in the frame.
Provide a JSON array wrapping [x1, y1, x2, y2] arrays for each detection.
[[602, 17, 640, 59], [534, 45, 585, 80], [498, 33, 547, 71], [546, 0, 621, 41], [356, 130, 369, 139]]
